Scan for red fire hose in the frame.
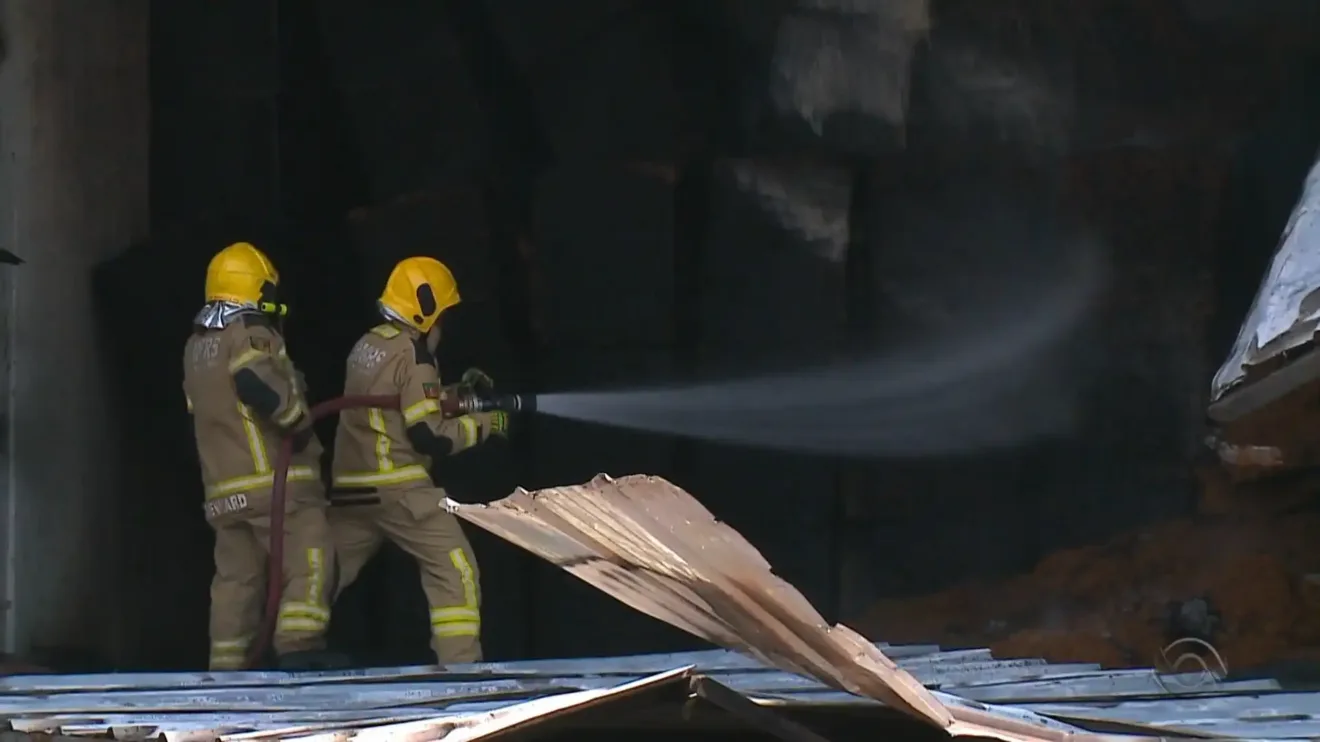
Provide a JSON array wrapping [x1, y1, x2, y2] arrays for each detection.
[[245, 393, 401, 669]]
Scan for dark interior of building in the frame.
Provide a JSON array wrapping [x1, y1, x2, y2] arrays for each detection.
[[83, 0, 1320, 672]]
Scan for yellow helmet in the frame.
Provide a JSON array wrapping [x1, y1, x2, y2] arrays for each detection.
[[379, 257, 460, 333], [205, 242, 280, 307]]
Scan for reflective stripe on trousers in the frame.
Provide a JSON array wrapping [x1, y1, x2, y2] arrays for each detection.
[[276, 547, 329, 635], [431, 547, 480, 639], [332, 464, 431, 488], [209, 635, 252, 670]]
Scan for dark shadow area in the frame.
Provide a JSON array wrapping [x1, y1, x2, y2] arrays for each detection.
[[1208, 51, 1320, 362], [87, 0, 1320, 672]]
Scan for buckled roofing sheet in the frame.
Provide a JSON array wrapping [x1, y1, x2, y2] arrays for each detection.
[[2, 473, 1317, 741], [0, 641, 1298, 742], [449, 474, 1320, 741], [1211, 151, 1320, 409], [444, 474, 1131, 742]]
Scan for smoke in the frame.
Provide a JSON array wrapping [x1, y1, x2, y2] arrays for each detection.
[[536, 3, 1103, 458], [768, 0, 930, 133], [735, 0, 1077, 266], [729, 159, 854, 262]]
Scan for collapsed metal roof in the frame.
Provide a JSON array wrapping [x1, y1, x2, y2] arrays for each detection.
[[0, 640, 1288, 741], [447, 474, 1085, 742], [1210, 150, 1320, 420], [444, 474, 1317, 741], [3, 473, 1318, 741]]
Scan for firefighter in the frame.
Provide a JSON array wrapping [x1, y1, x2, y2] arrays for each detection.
[[328, 256, 507, 665], [182, 241, 336, 671]]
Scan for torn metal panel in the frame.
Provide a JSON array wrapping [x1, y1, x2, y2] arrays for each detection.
[[12, 484, 1320, 739], [0, 652, 1119, 726], [0, 650, 1310, 741], [273, 667, 693, 742], [449, 475, 950, 723], [446, 474, 1096, 742], [1210, 150, 1320, 419]]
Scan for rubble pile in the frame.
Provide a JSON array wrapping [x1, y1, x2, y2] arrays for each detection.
[[857, 499, 1320, 670]]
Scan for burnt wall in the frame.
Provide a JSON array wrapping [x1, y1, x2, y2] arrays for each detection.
[[306, 0, 915, 661], [0, 0, 149, 667], [100, 0, 377, 669], [108, 1, 284, 670], [838, 1, 1320, 621], [89, 0, 1320, 670]]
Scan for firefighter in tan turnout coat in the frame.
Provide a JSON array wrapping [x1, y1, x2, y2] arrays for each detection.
[[183, 242, 336, 671], [330, 256, 507, 664]]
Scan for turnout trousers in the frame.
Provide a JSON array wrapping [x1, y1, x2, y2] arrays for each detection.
[[205, 483, 335, 670], [328, 487, 482, 664]]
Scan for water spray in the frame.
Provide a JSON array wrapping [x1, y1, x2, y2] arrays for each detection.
[[420, 235, 1104, 460], [527, 236, 1106, 459]]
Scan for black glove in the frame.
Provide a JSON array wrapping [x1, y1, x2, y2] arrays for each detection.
[[461, 368, 494, 392]]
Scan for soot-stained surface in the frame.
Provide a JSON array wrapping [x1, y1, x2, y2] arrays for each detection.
[[84, 0, 1320, 672]]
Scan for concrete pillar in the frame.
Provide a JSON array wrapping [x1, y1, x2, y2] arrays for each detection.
[[0, 0, 149, 661]]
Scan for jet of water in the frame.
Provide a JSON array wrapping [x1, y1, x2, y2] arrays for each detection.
[[535, 238, 1105, 458]]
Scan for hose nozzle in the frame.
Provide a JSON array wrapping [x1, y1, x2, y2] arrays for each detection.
[[486, 393, 536, 414], [447, 392, 536, 415]]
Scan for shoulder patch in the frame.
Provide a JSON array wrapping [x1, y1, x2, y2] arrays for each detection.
[[249, 336, 271, 352], [422, 382, 440, 399], [371, 324, 401, 339], [411, 336, 436, 367]]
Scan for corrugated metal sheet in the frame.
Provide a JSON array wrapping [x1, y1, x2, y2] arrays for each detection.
[[448, 474, 1320, 742], [1210, 150, 1320, 412], [0, 666, 695, 742], [4, 473, 1320, 741], [0, 638, 1305, 740], [0, 641, 1285, 741], [445, 474, 1107, 742]]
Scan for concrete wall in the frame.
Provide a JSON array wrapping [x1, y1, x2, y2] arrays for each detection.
[[0, 0, 149, 661]]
